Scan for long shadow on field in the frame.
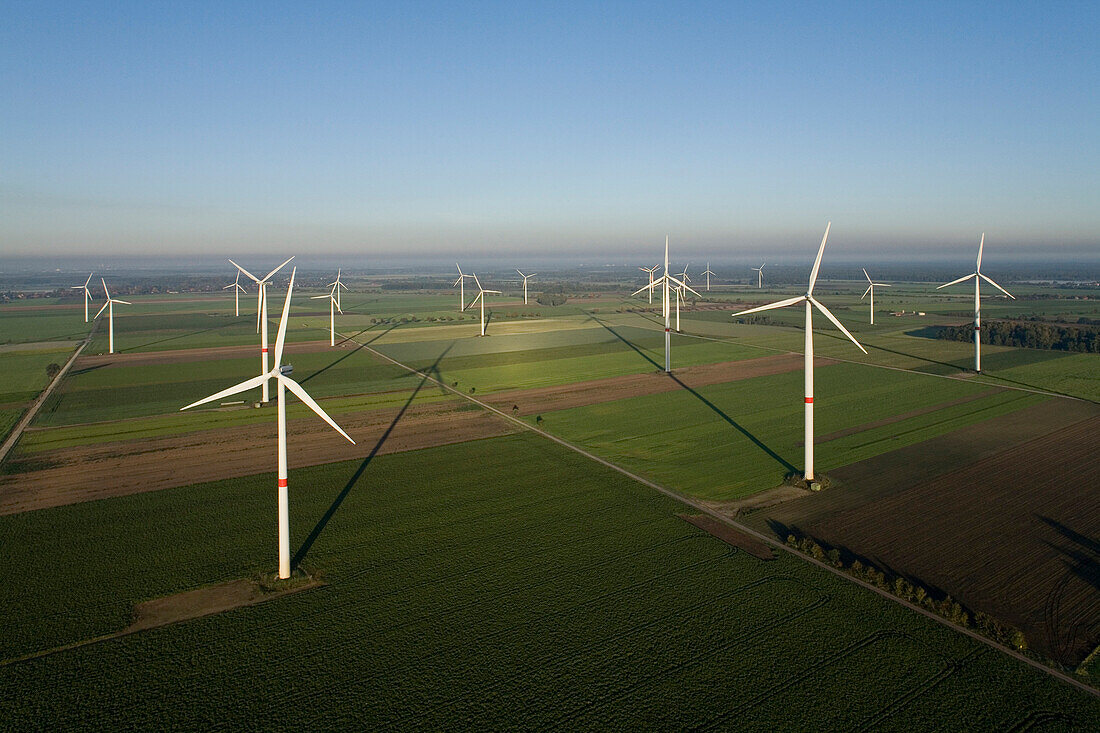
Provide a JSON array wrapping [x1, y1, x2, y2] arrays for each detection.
[[586, 312, 661, 370], [1038, 515, 1100, 592], [588, 312, 795, 473], [292, 342, 454, 569], [299, 323, 400, 385]]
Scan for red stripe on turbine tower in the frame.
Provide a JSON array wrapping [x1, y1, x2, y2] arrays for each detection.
[[278, 478, 288, 488], [262, 347, 269, 352], [805, 397, 813, 403]]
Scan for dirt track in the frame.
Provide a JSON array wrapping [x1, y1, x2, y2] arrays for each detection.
[[483, 352, 817, 415], [0, 353, 809, 515]]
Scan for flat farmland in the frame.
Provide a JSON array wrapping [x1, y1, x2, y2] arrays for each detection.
[[748, 398, 1100, 666], [1, 434, 1097, 728], [526, 359, 1048, 500]]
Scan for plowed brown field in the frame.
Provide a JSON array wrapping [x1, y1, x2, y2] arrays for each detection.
[[753, 399, 1100, 665]]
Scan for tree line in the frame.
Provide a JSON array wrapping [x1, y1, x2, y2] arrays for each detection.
[[935, 320, 1100, 353]]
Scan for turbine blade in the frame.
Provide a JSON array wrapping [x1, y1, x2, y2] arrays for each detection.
[[807, 222, 831, 293], [877, 283, 892, 287], [282, 376, 355, 444], [936, 273, 976, 289], [273, 267, 296, 366], [863, 268, 872, 284], [632, 282, 658, 296], [94, 301, 110, 319], [113, 299, 132, 305], [181, 373, 269, 411], [101, 278, 110, 300], [861, 285, 871, 300], [310, 294, 329, 299], [731, 295, 805, 317], [976, 233, 984, 271], [228, 259, 261, 283], [262, 256, 295, 283], [85, 272, 93, 287], [979, 273, 1015, 299], [809, 296, 867, 354]]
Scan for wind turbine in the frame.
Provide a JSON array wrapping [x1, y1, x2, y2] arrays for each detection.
[[516, 270, 536, 305], [466, 274, 501, 336], [328, 269, 349, 310], [94, 279, 131, 354], [453, 264, 474, 310], [311, 282, 342, 347], [633, 237, 699, 372], [229, 257, 294, 403], [182, 268, 355, 579], [860, 268, 891, 325], [639, 264, 660, 304], [936, 233, 1014, 372], [752, 263, 766, 288], [71, 272, 94, 322], [702, 263, 716, 291], [223, 270, 247, 317], [674, 264, 693, 332], [731, 223, 866, 481]]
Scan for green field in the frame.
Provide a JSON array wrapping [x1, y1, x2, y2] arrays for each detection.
[[1, 433, 1096, 728]]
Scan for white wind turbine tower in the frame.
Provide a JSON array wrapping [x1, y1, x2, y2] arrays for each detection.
[[702, 263, 716, 291], [182, 268, 355, 579], [328, 269, 349, 310], [516, 270, 536, 305], [860, 268, 891, 325], [71, 272, 94, 322], [936, 233, 1014, 372], [673, 263, 693, 332], [311, 281, 342, 347], [639, 264, 660, 304], [752, 263, 766, 288], [466, 274, 501, 336], [94, 278, 131, 354], [229, 257, 294, 403], [454, 264, 474, 310], [731, 223, 866, 481], [633, 236, 699, 372], [223, 270, 247, 317]]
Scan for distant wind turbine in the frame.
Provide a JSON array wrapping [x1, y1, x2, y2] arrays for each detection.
[[936, 233, 1014, 372], [860, 268, 891, 325], [731, 223, 866, 481], [466, 274, 501, 336], [310, 281, 343, 347], [516, 269, 536, 305], [94, 278, 131, 354], [752, 263, 766, 288], [327, 269, 349, 310], [229, 257, 294, 403], [674, 264, 693, 332], [702, 263, 716, 291], [223, 270, 247, 317], [633, 237, 699, 372], [454, 264, 474, 310], [71, 272, 94, 322], [182, 268, 355, 579], [639, 264, 660, 304]]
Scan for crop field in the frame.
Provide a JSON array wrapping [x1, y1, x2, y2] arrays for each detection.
[[524, 360, 1049, 500], [2, 434, 1098, 728]]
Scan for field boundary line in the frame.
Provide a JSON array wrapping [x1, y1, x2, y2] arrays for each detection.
[[0, 324, 96, 467], [334, 325, 1100, 700], [613, 311, 1092, 403]]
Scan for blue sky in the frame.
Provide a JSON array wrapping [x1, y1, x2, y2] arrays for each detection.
[[2, 1, 1097, 259]]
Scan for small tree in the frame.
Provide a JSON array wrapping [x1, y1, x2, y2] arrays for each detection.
[[45, 363, 61, 380]]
